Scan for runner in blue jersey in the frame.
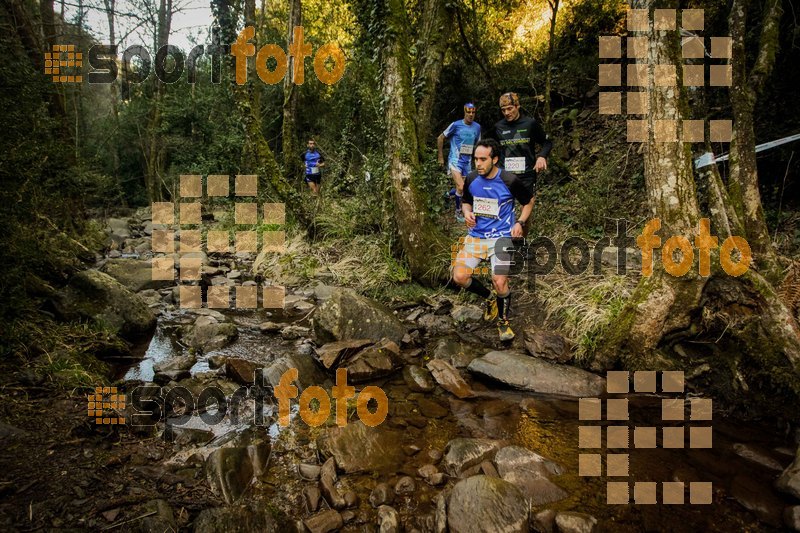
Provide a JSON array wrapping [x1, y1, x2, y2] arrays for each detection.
[[437, 103, 481, 222], [450, 139, 534, 341], [301, 139, 325, 194]]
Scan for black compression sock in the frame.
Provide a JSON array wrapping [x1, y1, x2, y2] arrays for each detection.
[[463, 278, 491, 299], [497, 291, 511, 320]]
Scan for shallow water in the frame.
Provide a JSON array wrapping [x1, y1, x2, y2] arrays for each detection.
[[122, 307, 795, 532]]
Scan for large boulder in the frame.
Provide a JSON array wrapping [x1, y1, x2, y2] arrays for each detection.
[[183, 316, 238, 352], [442, 438, 503, 477], [523, 329, 572, 363], [447, 476, 528, 533], [262, 353, 329, 392], [101, 258, 174, 292], [338, 338, 401, 383], [312, 288, 406, 345], [467, 351, 605, 397], [55, 270, 155, 340], [317, 421, 403, 474]]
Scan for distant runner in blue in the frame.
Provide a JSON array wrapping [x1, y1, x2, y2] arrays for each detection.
[[438, 103, 481, 222], [449, 138, 533, 342], [301, 138, 325, 195]]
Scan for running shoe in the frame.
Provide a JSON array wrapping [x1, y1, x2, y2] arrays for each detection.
[[497, 319, 515, 341], [455, 212, 466, 223]]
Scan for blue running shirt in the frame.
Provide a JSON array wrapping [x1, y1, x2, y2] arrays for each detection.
[[443, 120, 481, 170], [462, 168, 533, 239], [303, 149, 324, 175]]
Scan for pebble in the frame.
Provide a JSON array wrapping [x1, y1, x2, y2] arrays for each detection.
[[369, 482, 395, 508], [395, 476, 416, 495]]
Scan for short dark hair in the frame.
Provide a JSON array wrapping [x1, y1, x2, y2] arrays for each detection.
[[476, 138, 501, 159]]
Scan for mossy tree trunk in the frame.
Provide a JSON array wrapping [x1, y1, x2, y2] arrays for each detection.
[[379, 0, 449, 284], [595, 0, 800, 413], [728, 0, 783, 282], [281, 0, 303, 179], [236, 0, 311, 228], [413, 0, 451, 155]]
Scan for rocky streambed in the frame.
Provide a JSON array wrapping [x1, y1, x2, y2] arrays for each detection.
[[21, 211, 800, 532]]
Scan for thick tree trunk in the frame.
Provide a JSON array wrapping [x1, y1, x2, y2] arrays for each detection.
[[236, 0, 311, 228], [413, 0, 449, 153], [103, 0, 120, 188], [381, 0, 448, 284], [728, 0, 782, 282], [143, 0, 172, 202], [595, 1, 800, 413], [282, 0, 302, 178]]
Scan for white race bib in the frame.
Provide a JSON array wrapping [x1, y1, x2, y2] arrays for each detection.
[[505, 157, 526, 173], [473, 197, 499, 218], [310, 166, 320, 175], [459, 144, 474, 155]]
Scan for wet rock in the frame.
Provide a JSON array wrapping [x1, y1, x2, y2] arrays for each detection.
[[480, 461, 499, 478], [447, 476, 528, 533], [467, 350, 605, 397], [318, 421, 403, 474], [192, 504, 278, 532], [370, 482, 395, 507], [433, 338, 481, 369], [138, 289, 163, 306], [207, 354, 226, 369], [777, 448, 800, 499], [313, 288, 406, 345], [495, 446, 564, 479], [299, 463, 322, 480], [344, 491, 359, 508], [403, 444, 421, 456], [731, 475, 784, 527], [451, 304, 483, 323], [262, 353, 329, 392], [377, 505, 400, 533], [153, 354, 197, 384], [434, 493, 447, 533], [226, 358, 261, 385], [315, 339, 373, 369], [417, 398, 448, 419], [407, 416, 428, 428], [785, 506, 800, 532], [54, 270, 156, 341], [304, 510, 343, 533], [320, 457, 346, 509], [443, 438, 503, 477], [418, 313, 454, 336], [418, 464, 438, 480], [340, 338, 401, 382], [733, 443, 784, 471], [165, 425, 213, 447], [101, 258, 174, 291], [554, 512, 597, 533], [205, 443, 270, 504], [303, 485, 321, 512], [341, 510, 356, 523], [403, 365, 435, 392], [140, 499, 175, 532], [259, 321, 282, 334], [503, 473, 567, 506], [429, 473, 446, 485], [281, 325, 310, 340], [428, 449, 443, 463], [532, 509, 556, 533], [426, 359, 474, 399], [395, 476, 416, 495], [523, 329, 572, 363], [184, 316, 238, 352]]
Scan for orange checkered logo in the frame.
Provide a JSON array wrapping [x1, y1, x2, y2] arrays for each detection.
[[88, 387, 125, 425], [44, 44, 82, 83]]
